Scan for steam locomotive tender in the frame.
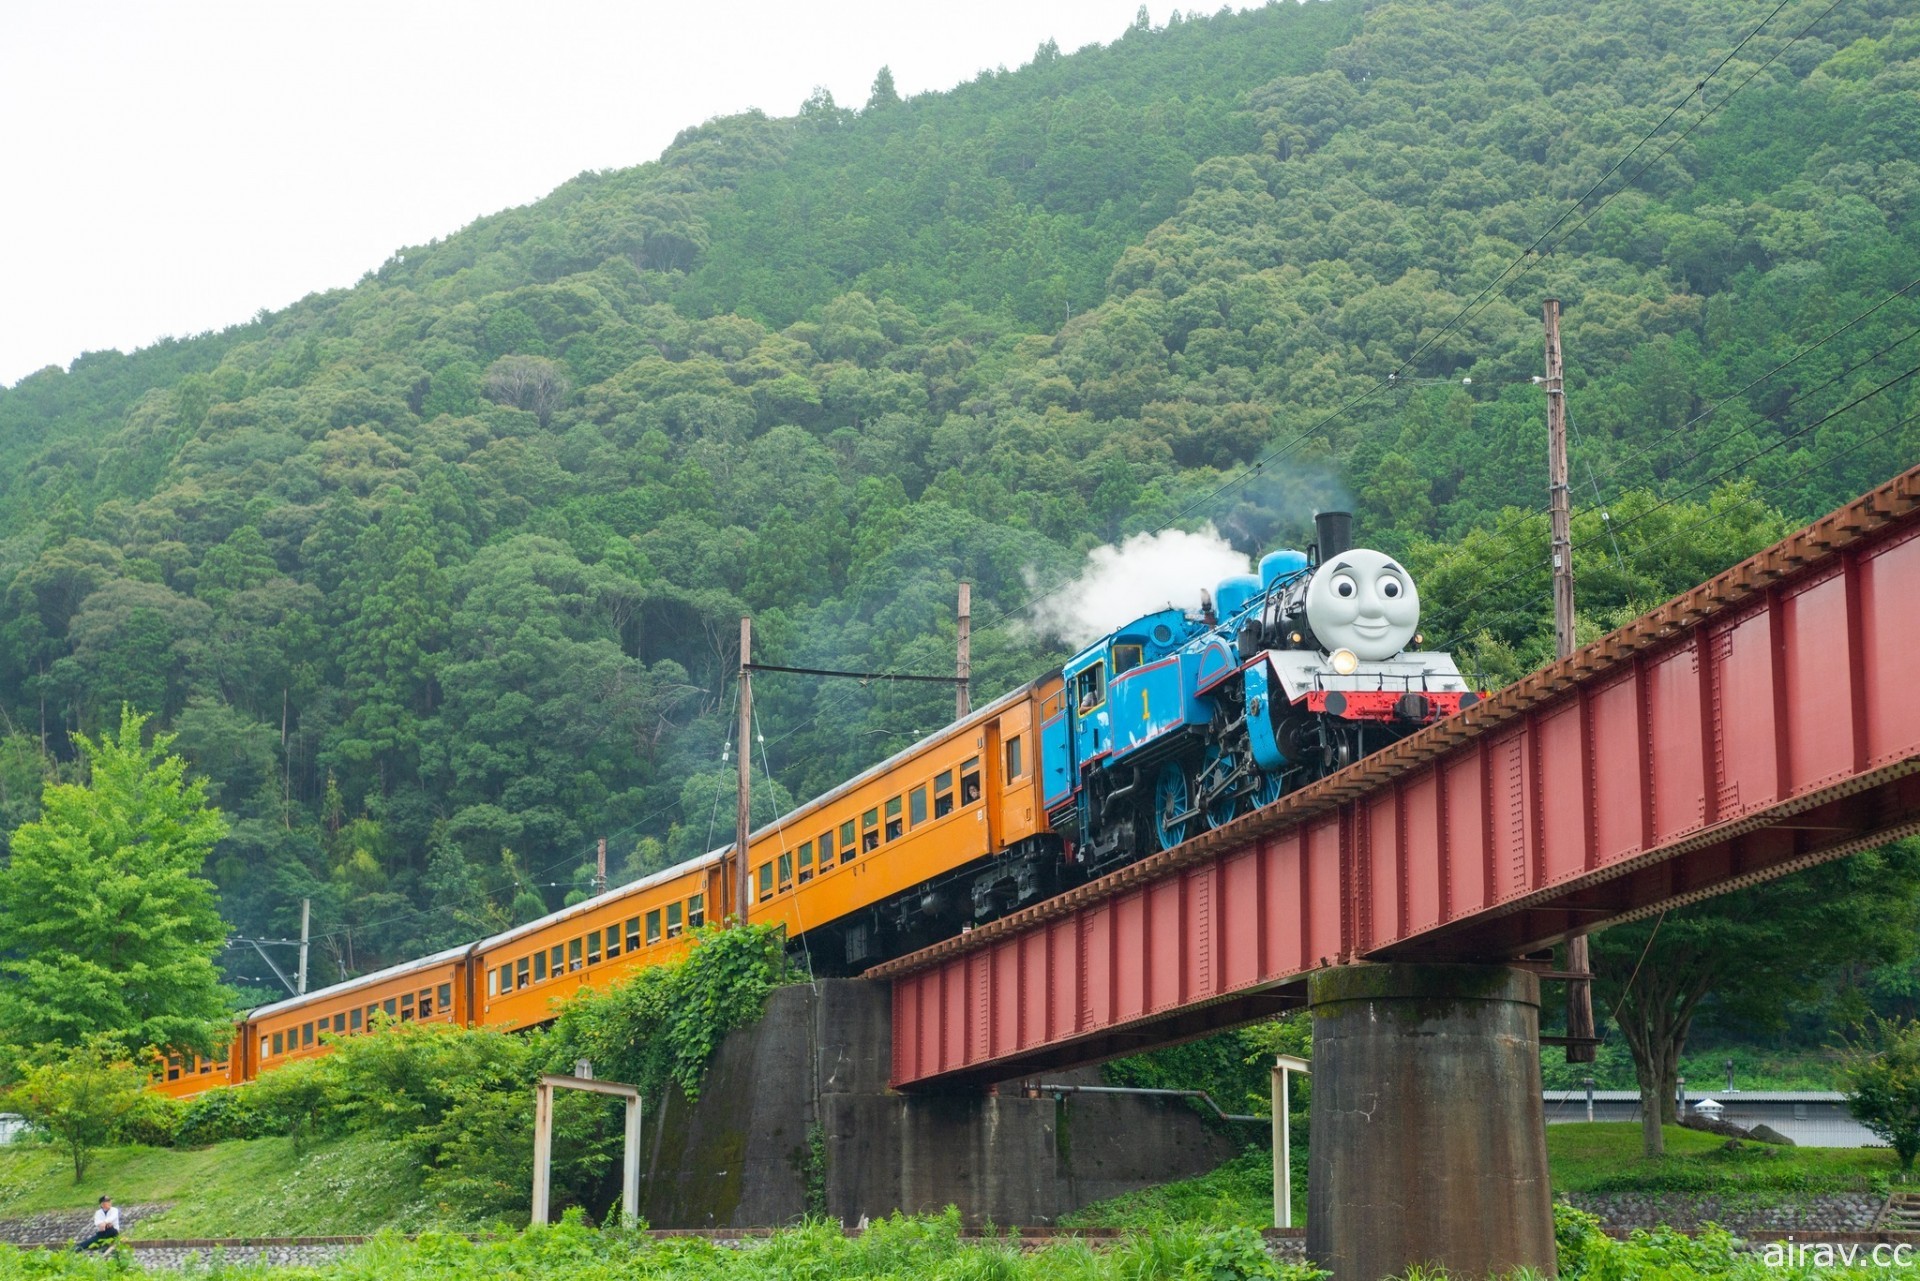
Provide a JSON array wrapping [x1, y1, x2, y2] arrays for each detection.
[[1037, 512, 1479, 878]]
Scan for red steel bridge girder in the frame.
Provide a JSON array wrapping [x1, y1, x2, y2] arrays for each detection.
[[877, 467, 1920, 1090]]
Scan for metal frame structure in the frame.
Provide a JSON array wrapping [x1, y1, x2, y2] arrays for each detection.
[[876, 466, 1920, 1089], [531, 1072, 642, 1226]]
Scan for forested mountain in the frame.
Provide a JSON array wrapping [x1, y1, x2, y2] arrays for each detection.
[[2, 0, 1915, 992]]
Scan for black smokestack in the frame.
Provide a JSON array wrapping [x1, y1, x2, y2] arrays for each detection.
[[1314, 511, 1353, 563]]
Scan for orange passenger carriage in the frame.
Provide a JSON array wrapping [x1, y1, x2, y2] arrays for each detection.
[[247, 943, 472, 1073], [471, 853, 725, 1031], [742, 675, 1064, 970]]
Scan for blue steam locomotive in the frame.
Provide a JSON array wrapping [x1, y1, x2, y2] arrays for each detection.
[[1036, 512, 1477, 879]]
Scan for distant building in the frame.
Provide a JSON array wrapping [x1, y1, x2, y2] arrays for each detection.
[[0, 1114, 27, 1145], [1543, 1091, 1878, 1147]]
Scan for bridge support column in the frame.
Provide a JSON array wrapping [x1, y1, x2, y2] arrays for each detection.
[[1307, 963, 1554, 1280]]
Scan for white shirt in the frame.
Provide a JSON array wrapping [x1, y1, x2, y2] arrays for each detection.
[[94, 1206, 119, 1231]]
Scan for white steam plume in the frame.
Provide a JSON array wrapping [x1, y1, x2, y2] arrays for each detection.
[[1027, 525, 1250, 649]]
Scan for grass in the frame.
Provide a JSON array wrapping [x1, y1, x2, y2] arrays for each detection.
[[0, 1133, 458, 1238], [1546, 1122, 1902, 1199], [1060, 1149, 1291, 1229]]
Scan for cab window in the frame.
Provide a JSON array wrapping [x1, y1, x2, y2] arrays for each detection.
[[960, 758, 982, 805], [1113, 643, 1143, 674], [885, 797, 903, 841], [1076, 662, 1106, 713], [934, 770, 954, 817]]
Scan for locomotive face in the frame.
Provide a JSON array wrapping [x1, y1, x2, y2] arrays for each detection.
[[1304, 548, 1420, 661]]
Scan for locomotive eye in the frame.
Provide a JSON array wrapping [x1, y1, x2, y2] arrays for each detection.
[[1381, 579, 1402, 599], [1332, 574, 1357, 599]]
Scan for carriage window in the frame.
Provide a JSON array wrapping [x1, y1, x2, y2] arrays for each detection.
[[272, 1031, 284, 1056], [818, 831, 834, 869], [1075, 662, 1106, 713], [961, 758, 982, 805], [646, 909, 662, 944], [551, 944, 565, 974], [667, 902, 684, 937], [534, 951, 548, 982], [438, 983, 452, 1011], [934, 770, 954, 817], [350, 1008, 363, 1032], [626, 917, 641, 951], [302, 1022, 315, 1046], [515, 958, 530, 988], [606, 924, 621, 958], [840, 820, 857, 862], [910, 786, 928, 825], [334, 1012, 348, 1033], [688, 894, 704, 928], [568, 939, 583, 971], [1006, 735, 1024, 780], [778, 852, 793, 888], [418, 992, 432, 1019], [167, 1059, 181, 1081], [885, 796, 903, 840], [797, 840, 813, 882], [400, 993, 416, 1022], [862, 809, 880, 852], [384, 997, 397, 1016], [587, 932, 601, 965], [758, 862, 774, 900], [1113, 643, 1143, 674], [496, 965, 512, 995]]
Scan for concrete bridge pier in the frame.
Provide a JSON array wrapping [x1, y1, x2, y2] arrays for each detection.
[[1307, 963, 1555, 1280]]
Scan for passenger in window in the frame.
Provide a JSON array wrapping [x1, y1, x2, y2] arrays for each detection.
[[961, 773, 981, 805]]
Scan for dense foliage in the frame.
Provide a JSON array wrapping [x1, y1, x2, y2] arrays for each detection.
[[1839, 1014, 1920, 1172], [41, 924, 793, 1221], [1, 0, 1915, 997]]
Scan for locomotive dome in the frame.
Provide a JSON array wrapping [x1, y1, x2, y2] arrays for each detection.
[[1302, 547, 1420, 662]]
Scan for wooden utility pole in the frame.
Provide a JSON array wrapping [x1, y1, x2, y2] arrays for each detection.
[[956, 582, 972, 719], [736, 616, 753, 924], [594, 836, 608, 896], [1546, 298, 1596, 1063]]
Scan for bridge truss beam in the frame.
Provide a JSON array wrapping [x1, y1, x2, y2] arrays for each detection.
[[875, 467, 1920, 1090]]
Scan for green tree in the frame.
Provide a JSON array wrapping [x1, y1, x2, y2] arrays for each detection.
[[0, 708, 232, 1058], [1592, 840, 1920, 1158], [1840, 1014, 1920, 1173], [4, 1037, 148, 1182]]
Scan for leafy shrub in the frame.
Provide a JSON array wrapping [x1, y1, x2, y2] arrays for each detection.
[[110, 1090, 183, 1147], [545, 922, 796, 1106], [173, 1085, 273, 1145]]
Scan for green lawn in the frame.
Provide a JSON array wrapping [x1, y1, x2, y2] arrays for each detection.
[[0, 1133, 454, 1238], [1547, 1122, 1901, 1197]]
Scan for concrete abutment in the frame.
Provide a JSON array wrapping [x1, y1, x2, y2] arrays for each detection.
[[1307, 962, 1556, 1280], [639, 978, 1236, 1228]]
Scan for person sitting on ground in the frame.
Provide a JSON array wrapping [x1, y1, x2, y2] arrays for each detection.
[[74, 1195, 120, 1251]]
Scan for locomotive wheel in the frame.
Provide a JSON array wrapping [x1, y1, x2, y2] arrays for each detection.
[[1152, 759, 1194, 852], [1254, 768, 1286, 810]]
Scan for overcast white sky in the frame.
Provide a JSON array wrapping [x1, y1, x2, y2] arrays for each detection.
[[0, 0, 1166, 389]]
